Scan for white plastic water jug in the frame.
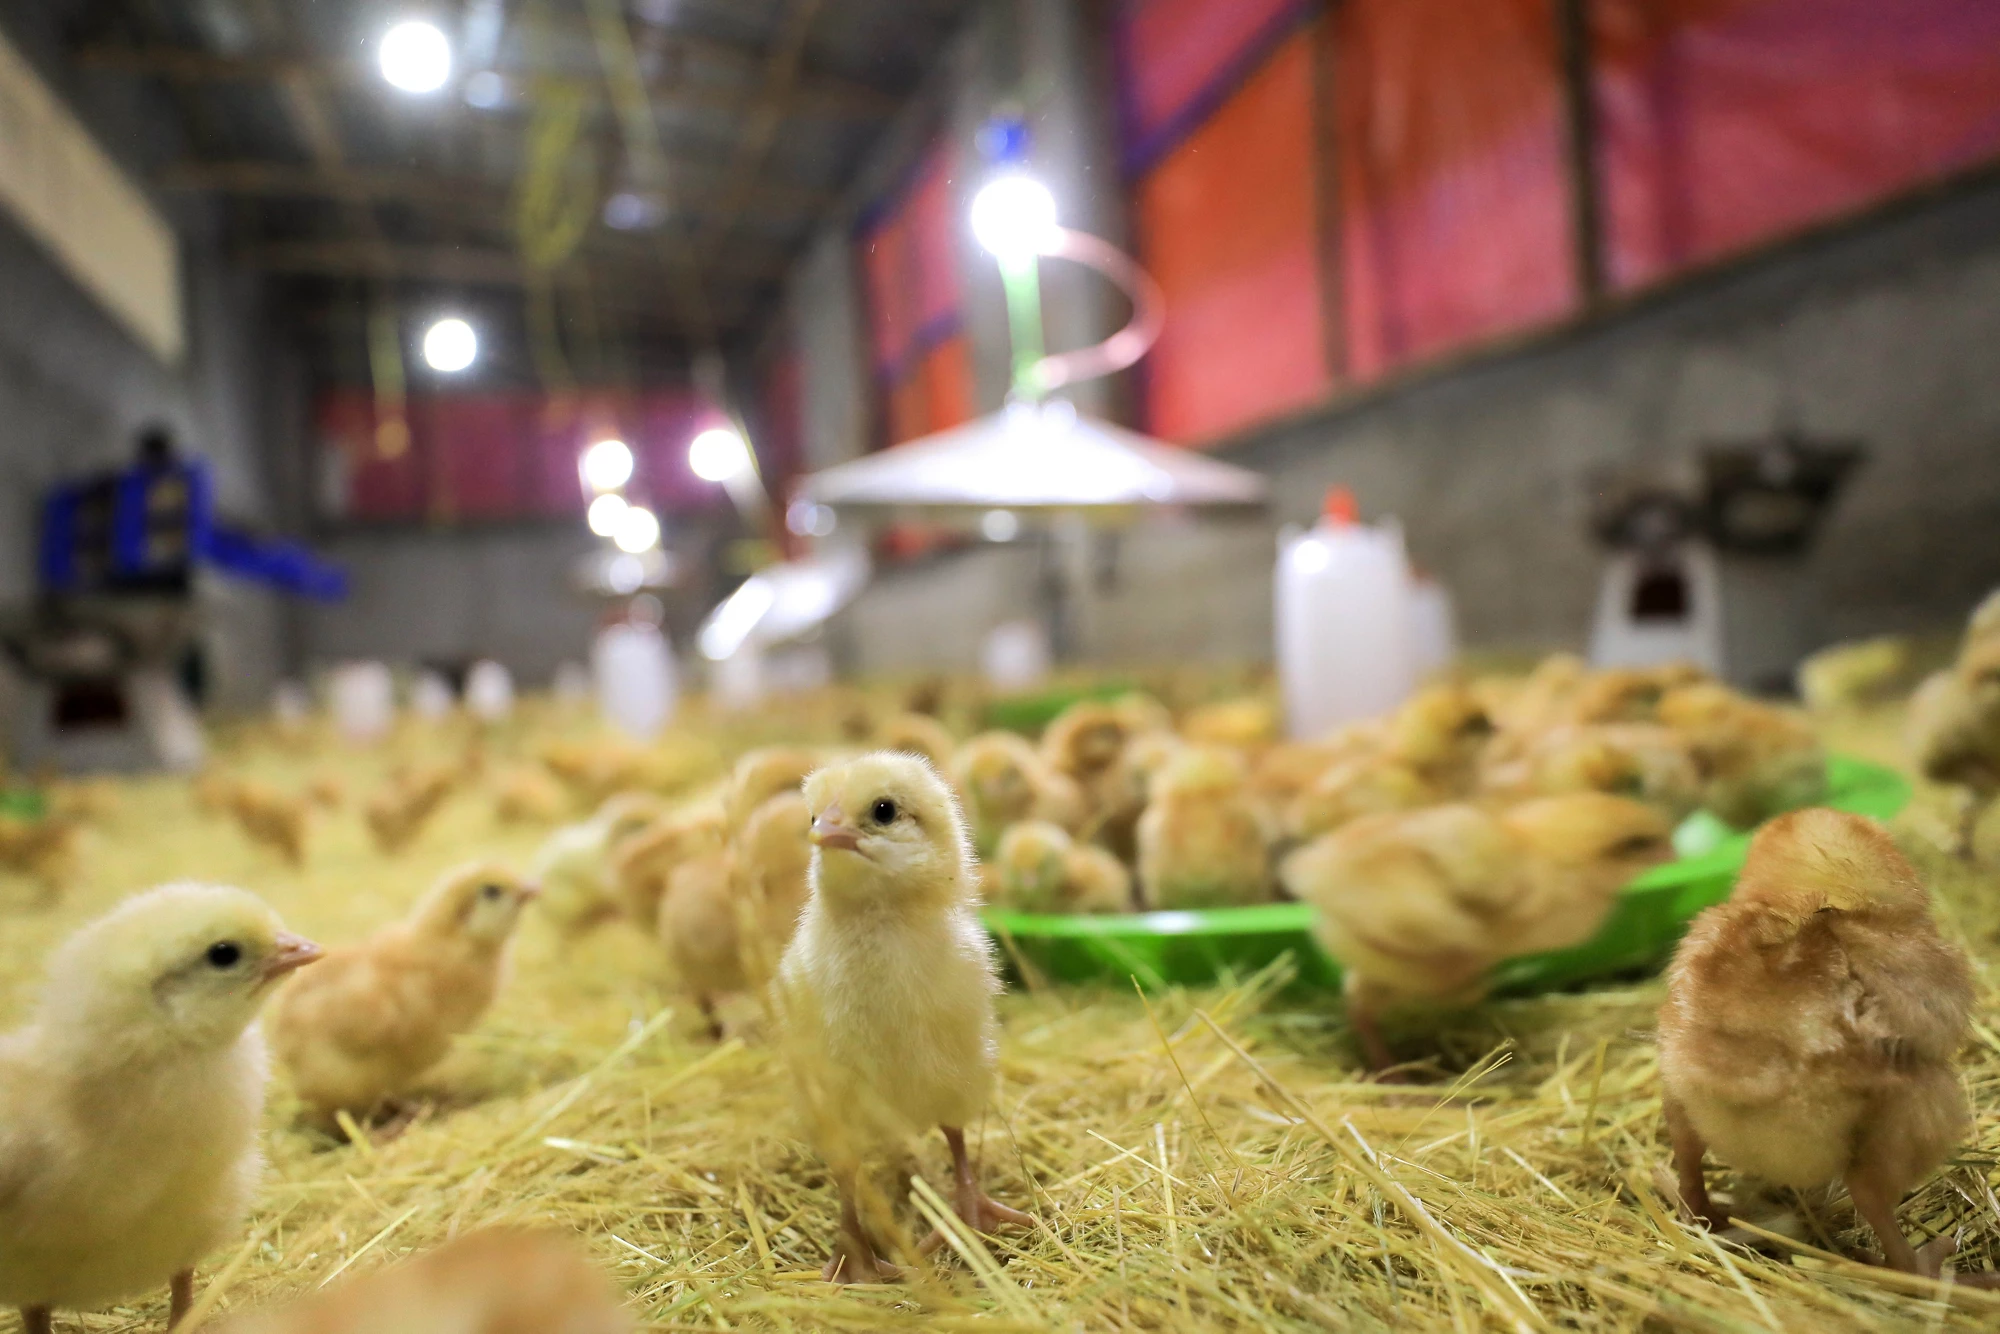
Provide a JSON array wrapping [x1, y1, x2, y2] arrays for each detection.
[[1407, 573, 1459, 679], [593, 622, 677, 740], [982, 619, 1051, 691], [328, 661, 396, 743], [1275, 489, 1417, 740], [464, 659, 515, 722]]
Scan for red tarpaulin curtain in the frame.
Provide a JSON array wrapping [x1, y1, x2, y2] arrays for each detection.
[[1335, 0, 1577, 379], [318, 389, 721, 523], [1595, 0, 2000, 289], [857, 137, 976, 447]]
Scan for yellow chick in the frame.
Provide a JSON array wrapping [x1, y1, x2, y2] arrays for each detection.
[[1181, 696, 1279, 749], [874, 713, 957, 768], [992, 821, 1132, 914], [1040, 700, 1146, 844], [216, 1228, 630, 1334], [657, 790, 813, 1036], [1658, 682, 1827, 827], [1484, 653, 1590, 738], [1487, 723, 1703, 819], [1136, 747, 1272, 909], [192, 770, 237, 816], [1797, 636, 1913, 712], [1382, 682, 1494, 795], [269, 864, 536, 1126], [1285, 755, 1437, 843], [1657, 810, 1979, 1279], [610, 800, 726, 929], [949, 731, 1084, 858], [1908, 615, 2000, 852], [1284, 794, 1670, 1072], [1110, 691, 1175, 737], [305, 775, 346, 811], [364, 762, 457, 855], [493, 765, 569, 825], [530, 793, 666, 936], [0, 885, 320, 1331], [778, 753, 1031, 1282], [723, 746, 822, 832], [223, 780, 309, 867], [1566, 661, 1708, 726]]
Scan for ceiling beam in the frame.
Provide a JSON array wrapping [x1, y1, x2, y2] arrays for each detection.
[[242, 240, 787, 290], [157, 158, 836, 216], [73, 41, 896, 121], [700, 0, 824, 263]]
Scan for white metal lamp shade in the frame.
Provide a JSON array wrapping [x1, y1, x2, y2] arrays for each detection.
[[795, 400, 1267, 521]]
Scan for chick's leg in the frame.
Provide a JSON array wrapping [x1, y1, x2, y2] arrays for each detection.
[[823, 1169, 906, 1284], [919, 1126, 1033, 1255], [168, 1269, 194, 1326], [1844, 1160, 1953, 1278], [21, 1307, 51, 1334], [1665, 1097, 1724, 1230]]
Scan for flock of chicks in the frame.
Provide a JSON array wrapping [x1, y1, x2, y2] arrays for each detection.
[[7, 590, 2000, 1328]]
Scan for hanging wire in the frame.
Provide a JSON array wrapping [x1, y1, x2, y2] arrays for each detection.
[[364, 288, 409, 460], [513, 3, 599, 392]]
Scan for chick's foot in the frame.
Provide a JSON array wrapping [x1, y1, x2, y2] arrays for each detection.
[[919, 1126, 1034, 1255], [821, 1244, 909, 1285], [21, 1307, 51, 1334], [169, 1268, 193, 1326]]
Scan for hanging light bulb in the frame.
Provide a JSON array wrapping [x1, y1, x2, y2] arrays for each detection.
[[970, 173, 1059, 263], [613, 504, 662, 554], [421, 317, 476, 372], [581, 438, 634, 492], [587, 493, 629, 537], [688, 427, 751, 483], [379, 20, 452, 94]]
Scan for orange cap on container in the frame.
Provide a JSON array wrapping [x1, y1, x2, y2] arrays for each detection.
[[1323, 487, 1358, 524]]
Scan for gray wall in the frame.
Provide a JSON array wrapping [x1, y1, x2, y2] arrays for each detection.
[[0, 3, 293, 717]]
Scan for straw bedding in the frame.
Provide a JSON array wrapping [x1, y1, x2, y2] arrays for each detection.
[[4, 695, 1999, 1332]]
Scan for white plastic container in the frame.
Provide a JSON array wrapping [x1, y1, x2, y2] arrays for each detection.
[[464, 659, 515, 722], [327, 661, 396, 743], [1407, 574, 1459, 679], [982, 618, 1052, 691], [409, 671, 455, 721], [593, 622, 677, 740], [1275, 489, 1417, 740]]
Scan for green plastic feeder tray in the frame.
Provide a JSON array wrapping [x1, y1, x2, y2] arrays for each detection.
[[982, 754, 1910, 995]]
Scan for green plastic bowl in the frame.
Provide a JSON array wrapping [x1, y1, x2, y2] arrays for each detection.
[[982, 755, 1911, 994]]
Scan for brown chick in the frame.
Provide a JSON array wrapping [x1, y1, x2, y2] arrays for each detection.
[[0, 812, 80, 904], [1566, 661, 1709, 726], [1040, 700, 1144, 841], [1136, 747, 1272, 909], [224, 780, 309, 866], [493, 765, 570, 825], [657, 792, 811, 1037], [611, 800, 726, 929], [874, 713, 957, 769], [217, 1229, 629, 1334], [364, 763, 458, 855], [1284, 794, 1671, 1072], [269, 863, 537, 1127], [306, 775, 346, 811], [1657, 810, 1982, 1280], [1659, 682, 1827, 827], [949, 731, 1084, 858], [992, 822, 1133, 914]]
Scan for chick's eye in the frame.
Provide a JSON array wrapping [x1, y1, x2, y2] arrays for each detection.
[[206, 941, 242, 969], [480, 884, 505, 901], [870, 798, 897, 825]]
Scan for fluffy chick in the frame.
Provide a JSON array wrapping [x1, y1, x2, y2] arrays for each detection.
[[1486, 723, 1703, 820], [1284, 794, 1670, 1072], [1657, 810, 1980, 1279], [493, 765, 569, 825], [1382, 683, 1494, 794], [992, 822, 1132, 915], [658, 791, 812, 1035], [1041, 700, 1148, 848], [1286, 755, 1437, 843], [364, 763, 457, 855], [723, 747, 822, 832], [531, 793, 666, 936], [610, 800, 726, 929], [1907, 616, 2000, 854], [0, 812, 80, 904], [0, 885, 320, 1331], [270, 864, 536, 1126], [1797, 637, 1914, 712], [217, 1229, 629, 1334], [1659, 683, 1827, 827], [1136, 747, 1272, 909], [1181, 697, 1279, 749], [949, 732, 1084, 858], [224, 780, 308, 866], [778, 753, 1030, 1283], [874, 713, 957, 769]]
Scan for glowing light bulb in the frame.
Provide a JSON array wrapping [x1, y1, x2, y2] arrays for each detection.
[[614, 504, 661, 554], [581, 438, 634, 492], [970, 173, 1059, 262], [688, 427, 750, 483], [587, 493, 628, 537], [981, 509, 1021, 542], [422, 317, 476, 372], [379, 21, 452, 94]]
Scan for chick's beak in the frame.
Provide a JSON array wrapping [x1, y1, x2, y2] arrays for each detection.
[[518, 881, 543, 902], [261, 932, 322, 982], [810, 805, 862, 853]]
